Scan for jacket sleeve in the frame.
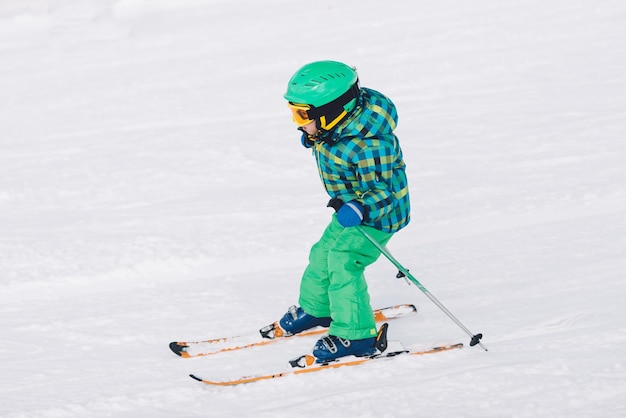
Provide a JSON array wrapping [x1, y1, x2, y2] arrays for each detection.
[[352, 137, 398, 222]]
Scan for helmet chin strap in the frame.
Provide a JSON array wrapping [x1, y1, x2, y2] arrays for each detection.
[[299, 126, 334, 144]]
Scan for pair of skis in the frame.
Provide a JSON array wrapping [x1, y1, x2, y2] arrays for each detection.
[[170, 304, 463, 386]]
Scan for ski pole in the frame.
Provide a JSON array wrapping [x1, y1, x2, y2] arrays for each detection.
[[356, 225, 488, 351]]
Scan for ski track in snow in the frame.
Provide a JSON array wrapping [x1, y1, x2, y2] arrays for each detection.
[[1, 0, 626, 417]]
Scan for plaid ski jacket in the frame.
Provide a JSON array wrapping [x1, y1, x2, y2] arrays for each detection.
[[308, 87, 410, 233]]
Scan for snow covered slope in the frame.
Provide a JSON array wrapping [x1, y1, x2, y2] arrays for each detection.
[[1, 0, 625, 417]]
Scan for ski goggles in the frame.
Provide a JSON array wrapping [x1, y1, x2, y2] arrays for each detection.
[[287, 102, 314, 127]]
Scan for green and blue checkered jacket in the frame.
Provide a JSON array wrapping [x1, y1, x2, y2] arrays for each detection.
[[310, 87, 410, 233]]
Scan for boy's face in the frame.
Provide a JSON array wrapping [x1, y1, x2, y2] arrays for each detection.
[[301, 120, 318, 136]]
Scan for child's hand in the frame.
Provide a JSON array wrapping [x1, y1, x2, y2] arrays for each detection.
[[337, 201, 365, 227]]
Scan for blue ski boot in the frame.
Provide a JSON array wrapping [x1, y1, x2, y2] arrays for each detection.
[[259, 306, 331, 339], [280, 305, 331, 335], [312, 335, 377, 362]]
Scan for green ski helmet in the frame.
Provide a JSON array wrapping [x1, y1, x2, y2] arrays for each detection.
[[285, 60, 360, 132]]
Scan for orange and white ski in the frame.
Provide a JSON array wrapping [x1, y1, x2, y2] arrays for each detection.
[[189, 342, 463, 386]]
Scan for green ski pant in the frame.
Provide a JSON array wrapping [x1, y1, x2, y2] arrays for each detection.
[[298, 214, 394, 340]]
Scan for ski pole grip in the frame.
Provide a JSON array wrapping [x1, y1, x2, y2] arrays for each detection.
[[327, 197, 344, 212]]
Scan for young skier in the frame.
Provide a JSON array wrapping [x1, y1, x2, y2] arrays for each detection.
[[267, 60, 411, 362]]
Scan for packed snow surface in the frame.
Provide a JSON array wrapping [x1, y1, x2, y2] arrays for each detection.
[[1, 0, 625, 417]]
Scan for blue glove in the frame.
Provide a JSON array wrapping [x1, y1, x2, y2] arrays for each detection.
[[336, 201, 365, 227]]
